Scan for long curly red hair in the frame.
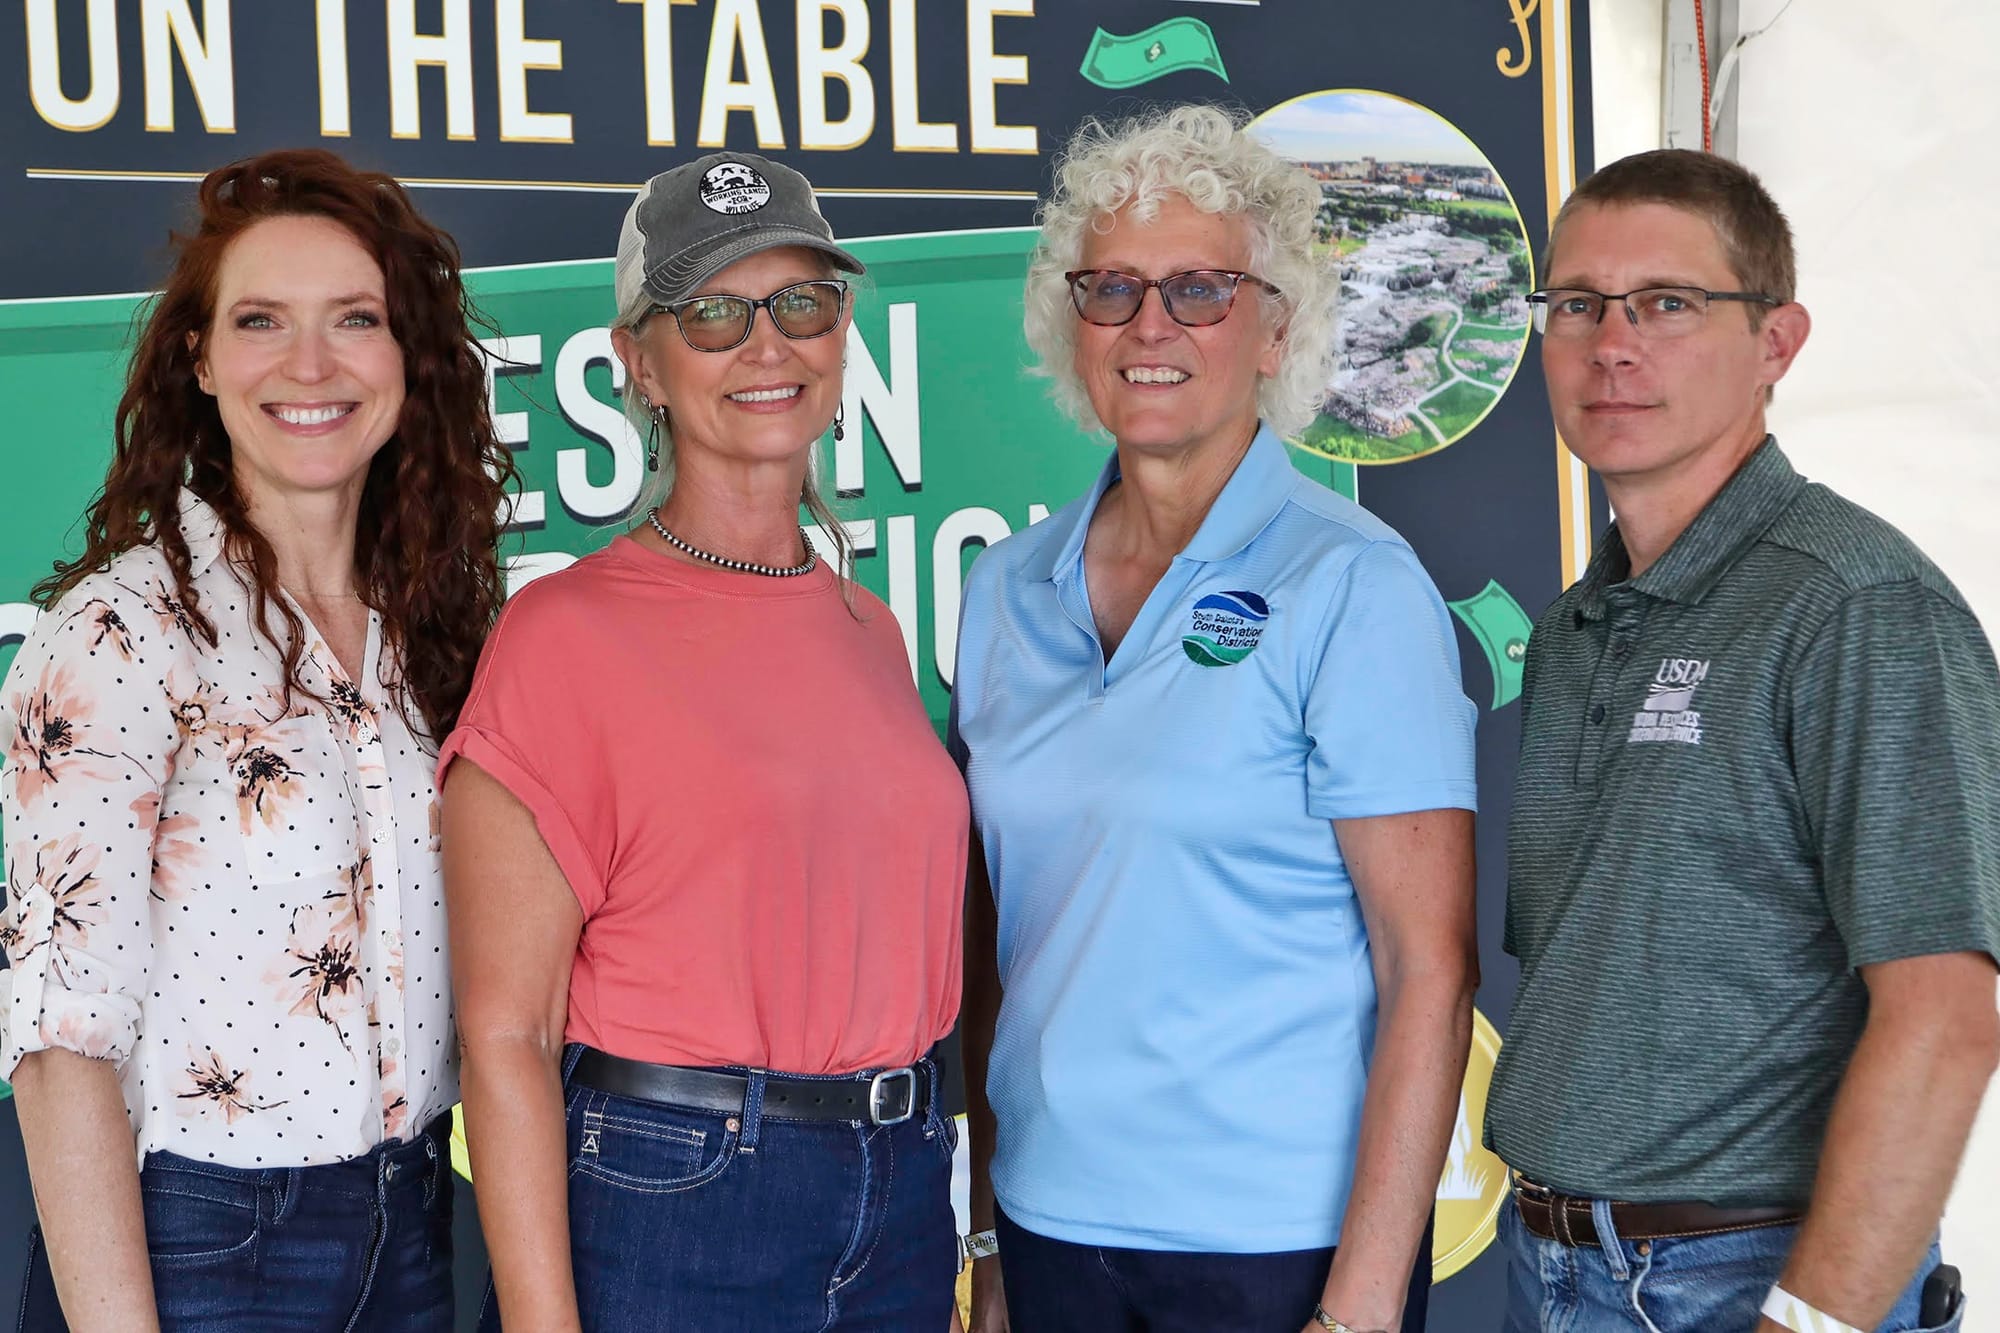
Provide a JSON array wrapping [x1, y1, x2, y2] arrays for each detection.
[[34, 149, 516, 740]]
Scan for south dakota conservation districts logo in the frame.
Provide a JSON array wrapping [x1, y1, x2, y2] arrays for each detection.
[[1182, 591, 1270, 667]]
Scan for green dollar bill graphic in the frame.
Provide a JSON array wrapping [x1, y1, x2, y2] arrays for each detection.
[[1447, 580, 1535, 709], [1079, 19, 1229, 89]]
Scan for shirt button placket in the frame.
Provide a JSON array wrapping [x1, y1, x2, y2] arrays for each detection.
[[1589, 595, 1648, 786], [355, 711, 412, 1137], [1055, 576, 1107, 702], [1576, 592, 1640, 788]]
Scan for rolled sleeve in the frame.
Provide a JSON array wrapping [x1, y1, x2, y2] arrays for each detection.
[[1303, 541, 1479, 819], [1, 585, 180, 1076], [1791, 583, 2000, 969], [436, 595, 610, 918]]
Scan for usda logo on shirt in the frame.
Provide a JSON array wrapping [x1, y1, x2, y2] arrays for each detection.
[[1182, 591, 1270, 667]]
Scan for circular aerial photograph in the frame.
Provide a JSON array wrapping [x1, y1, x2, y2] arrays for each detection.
[[1250, 90, 1533, 464]]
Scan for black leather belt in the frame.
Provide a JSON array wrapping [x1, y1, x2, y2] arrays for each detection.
[[571, 1047, 931, 1126]]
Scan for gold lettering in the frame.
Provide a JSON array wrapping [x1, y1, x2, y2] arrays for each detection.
[[967, 0, 1034, 155], [619, 0, 696, 147], [497, 0, 572, 143], [316, 0, 350, 136], [698, 0, 786, 148], [387, 0, 475, 141], [25, 0, 121, 133], [1497, 0, 1538, 78], [890, 0, 957, 152], [797, 0, 874, 152], [142, 0, 235, 134]]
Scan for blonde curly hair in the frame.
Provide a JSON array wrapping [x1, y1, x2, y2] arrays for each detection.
[[1022, 104, 1339, 438]]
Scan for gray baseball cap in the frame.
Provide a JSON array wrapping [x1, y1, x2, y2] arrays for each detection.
[[614, 152, 864, 314]]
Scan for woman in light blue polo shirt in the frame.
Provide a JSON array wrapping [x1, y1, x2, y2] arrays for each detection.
[[953, 105, 1480, 1333]]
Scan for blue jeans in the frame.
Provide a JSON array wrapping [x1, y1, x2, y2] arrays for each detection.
[[18, 1117, 454, 1332], [1499, 1196, 1964, 1332], [478, 1048, 957, 1332], [993, 1204, 1435, 1333]]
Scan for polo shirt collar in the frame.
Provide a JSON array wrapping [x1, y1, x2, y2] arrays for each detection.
[[1577, 435, 1803, 619], [1026, 423, 1297, 583]]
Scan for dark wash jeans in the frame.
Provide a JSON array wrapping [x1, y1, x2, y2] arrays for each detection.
[[19, 1116, 454, 1332], [478, 1045, 958, 1332], [994, 1204, 1435, 1333]]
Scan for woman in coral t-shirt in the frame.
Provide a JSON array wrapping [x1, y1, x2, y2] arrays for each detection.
[[438, 153, 967, 1333]]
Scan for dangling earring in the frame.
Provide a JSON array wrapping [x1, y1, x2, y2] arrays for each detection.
[[832, 403, 845, 443], [645, 401, 665, 472]]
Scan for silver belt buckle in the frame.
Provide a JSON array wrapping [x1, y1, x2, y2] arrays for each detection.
[[868, 1067, 918, 1125]]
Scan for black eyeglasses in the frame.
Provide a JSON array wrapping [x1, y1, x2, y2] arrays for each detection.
[[1064, 269, 1281, 328], [1526, 286, 1778, 339], [650, 279, 850, 352]]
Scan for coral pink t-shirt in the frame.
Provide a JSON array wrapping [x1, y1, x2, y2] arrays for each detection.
[[438, 536, 965, 1074]]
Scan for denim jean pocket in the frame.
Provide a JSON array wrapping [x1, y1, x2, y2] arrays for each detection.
[[140, 1158, 261, 1267], [569, 1091, 736, 1194]]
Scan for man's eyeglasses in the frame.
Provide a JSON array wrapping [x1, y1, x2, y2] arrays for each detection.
[[1065, 269, 1281, 328], [649, 279, 850, 352], [1526, 287, 1778, 339]]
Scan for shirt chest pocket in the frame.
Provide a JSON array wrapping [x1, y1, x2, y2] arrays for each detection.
[[231, 714, 365, 886]]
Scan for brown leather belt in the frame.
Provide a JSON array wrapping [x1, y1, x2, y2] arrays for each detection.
[[1514, 1178, 1800, 1248]]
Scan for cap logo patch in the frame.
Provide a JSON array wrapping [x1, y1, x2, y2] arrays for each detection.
[[699, 162, 772, 215]]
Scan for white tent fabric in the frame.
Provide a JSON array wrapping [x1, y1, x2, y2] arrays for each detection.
[[1590, 0, 2000, 1317]]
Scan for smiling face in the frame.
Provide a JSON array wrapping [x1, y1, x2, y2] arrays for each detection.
[[195, 214, 406, 512], [1072, 195, 1282, 461], [1541, 200, 1807, 496], [614, 245, 848, 480]]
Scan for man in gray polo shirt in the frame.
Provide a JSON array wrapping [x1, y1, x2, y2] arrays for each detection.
[[1488, 149, 2000, 1333]]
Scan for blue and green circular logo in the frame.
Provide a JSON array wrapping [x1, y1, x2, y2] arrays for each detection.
[[1182, 591, 1270, 667]]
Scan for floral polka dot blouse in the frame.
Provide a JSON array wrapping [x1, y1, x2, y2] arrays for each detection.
[[0, 494, 455, 1167]]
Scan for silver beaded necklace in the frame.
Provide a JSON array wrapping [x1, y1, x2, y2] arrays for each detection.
[[646, 507, 818, 578]]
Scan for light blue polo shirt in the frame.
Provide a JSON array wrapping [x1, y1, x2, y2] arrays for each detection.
[[950, 424, 1478, 1252]]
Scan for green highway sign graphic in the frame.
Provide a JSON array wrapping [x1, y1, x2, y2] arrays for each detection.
[[0, 228, 1356, 732]]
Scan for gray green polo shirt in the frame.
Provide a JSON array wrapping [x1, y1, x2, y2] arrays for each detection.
[[1485, 437, 2000, 1207]]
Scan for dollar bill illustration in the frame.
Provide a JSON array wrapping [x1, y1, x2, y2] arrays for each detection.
[[1447, 580, 1534, 709], [1079, 19, 1229, 89]]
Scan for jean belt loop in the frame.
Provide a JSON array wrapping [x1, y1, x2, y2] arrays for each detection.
[[1591, 1198, 1632, 1281], [738, 1069, 767, 1154], [923, 1058, 941, 1134], [559, 1042, 587, 1087], [422, 1128, 442, 1209], [271, 1166, 303, 1227]]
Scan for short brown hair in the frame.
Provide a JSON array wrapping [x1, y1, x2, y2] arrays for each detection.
[[1548, 149, 1796, 308]]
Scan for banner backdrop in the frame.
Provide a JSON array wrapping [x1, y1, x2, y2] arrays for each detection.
[[0, 2, 1591, 1326]]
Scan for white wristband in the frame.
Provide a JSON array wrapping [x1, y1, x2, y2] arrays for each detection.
[[1761, 1285, 1866, 1333]]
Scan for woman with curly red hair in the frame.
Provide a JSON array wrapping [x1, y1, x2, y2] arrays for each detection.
[[0, 149, 514, 1330]]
